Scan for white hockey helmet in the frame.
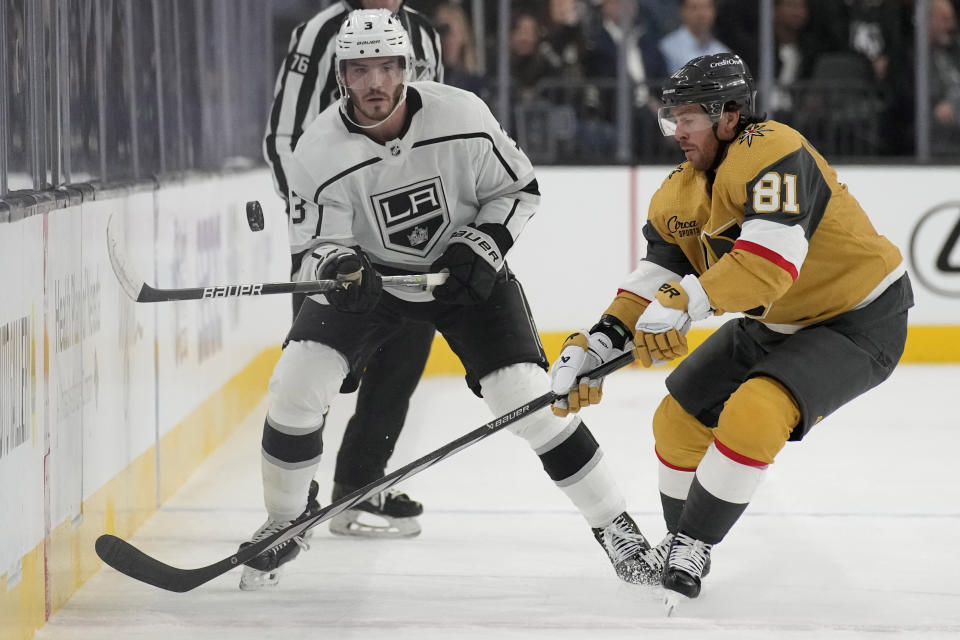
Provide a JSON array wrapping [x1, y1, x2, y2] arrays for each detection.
[[335, 9, 412, 84]]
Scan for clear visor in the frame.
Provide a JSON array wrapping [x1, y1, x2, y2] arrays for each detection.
[[657, 104, 725, 137], [339, 57, 406, 91]]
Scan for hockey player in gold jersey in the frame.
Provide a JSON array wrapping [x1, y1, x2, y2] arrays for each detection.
[[549, 53, 913, 613]]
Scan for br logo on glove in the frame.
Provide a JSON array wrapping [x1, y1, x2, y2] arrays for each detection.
[[657, 281, 689, 310], [371, 177, 450, 256]]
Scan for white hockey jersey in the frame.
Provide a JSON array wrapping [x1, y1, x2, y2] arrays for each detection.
[[286, 82, 540, 291]]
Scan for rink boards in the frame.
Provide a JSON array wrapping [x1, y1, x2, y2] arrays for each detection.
[[1, 165, 958, 639], [0, 172, 290, 639]]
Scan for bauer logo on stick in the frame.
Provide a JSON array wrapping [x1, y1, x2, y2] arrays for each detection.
[[202, 285, 264, 298]]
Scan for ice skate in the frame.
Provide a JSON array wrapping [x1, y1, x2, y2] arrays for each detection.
[[662, 532, 713, 616], [592, 512, 660, 585], [648, 532, 711, 579], [329, 482, 423, 538], [238, 519, 310, 591]]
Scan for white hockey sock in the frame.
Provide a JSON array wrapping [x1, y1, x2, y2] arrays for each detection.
[[262, 457, 320, 523], [555, 456, 627, 528]]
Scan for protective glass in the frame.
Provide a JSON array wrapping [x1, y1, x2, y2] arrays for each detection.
[[657, 104, 724, 137], [340, 58, 406, 91]]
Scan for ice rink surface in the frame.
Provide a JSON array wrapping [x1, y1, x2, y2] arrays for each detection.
[[37, 365, 960, 639]]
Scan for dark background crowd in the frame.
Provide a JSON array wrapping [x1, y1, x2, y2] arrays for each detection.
[[2, 0, 958, 199], [273, 0, 960, 163]]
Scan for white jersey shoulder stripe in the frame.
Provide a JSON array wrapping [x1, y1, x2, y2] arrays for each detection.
[[413, 133, 520, 182], [309, 128, 523, 201], [312, 157, 383, 203]]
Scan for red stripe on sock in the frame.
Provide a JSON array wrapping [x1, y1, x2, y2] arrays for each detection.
[[732, 239, 799, 280], [714, 439, 769, 469], [656, 448, 697, 472]]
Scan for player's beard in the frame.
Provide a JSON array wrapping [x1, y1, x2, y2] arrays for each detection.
[[680, 136, 719, 171], [353, 85, 403, 124]]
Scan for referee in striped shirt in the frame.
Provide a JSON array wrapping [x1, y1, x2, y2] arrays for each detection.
[[263, 0, 443, 537]]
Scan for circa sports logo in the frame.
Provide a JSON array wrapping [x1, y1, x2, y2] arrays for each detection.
[[667, 215, 699, 238], [909, 201, 960, 297], [370, 177, 450, 257]]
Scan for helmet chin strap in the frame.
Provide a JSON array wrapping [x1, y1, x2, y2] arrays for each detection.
[[708, 123, 731, 173], [340, 85, 408, 130], [708, 111, 745, 172]]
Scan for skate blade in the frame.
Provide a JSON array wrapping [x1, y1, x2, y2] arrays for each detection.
[[239, 565, 283, 591], [663, 590, 688, 617], [329, 510, 421, 539]]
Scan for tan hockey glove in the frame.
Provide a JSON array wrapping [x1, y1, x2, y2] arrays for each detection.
[[549, 328, 627, 417], [634, 275, 713, 367]]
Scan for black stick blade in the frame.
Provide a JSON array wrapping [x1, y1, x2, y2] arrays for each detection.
[[95, 534, 239, 593]]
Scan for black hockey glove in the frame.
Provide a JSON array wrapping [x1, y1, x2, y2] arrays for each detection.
[[304, 244, 382, 314], [430, 226, 505, 305]]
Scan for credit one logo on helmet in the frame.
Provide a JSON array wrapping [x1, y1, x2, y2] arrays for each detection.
[[710, 59, 739, 67], [909, 201, 960, 297], [371, 177, 450, 257]]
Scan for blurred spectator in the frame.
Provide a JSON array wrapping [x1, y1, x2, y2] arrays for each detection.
[[7, 2, 28, 186], [586, 0, 668, 113], [584, 0, 670, 156], [640, 0, 683, 42], [508, 6, 588, 163], [539, 0, 590, 81], [433, 2, 488, 99], [715, 0, 837, 83], [659, 0, 730, 73], [836, 0, 914, 155], [510, 11, 555, 98], [839, 0, 906, 83], [767, 0, 824, 120], [713, 0, 759, 67], [586, 0, 668, 96], [929, 0, 960, 154]]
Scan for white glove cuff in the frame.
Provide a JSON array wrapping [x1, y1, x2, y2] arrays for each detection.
[[448, 226, 504, 271], [586, 331, 618, 362], [679, 274, 713, 321], [636, 301, 691, 334]]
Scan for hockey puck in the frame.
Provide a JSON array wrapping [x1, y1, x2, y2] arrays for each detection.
[[246, 200, 264, 232]]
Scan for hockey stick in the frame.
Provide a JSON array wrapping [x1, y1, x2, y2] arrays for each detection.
[[95, 350, 637, 592], [105, 214, 447, 302]]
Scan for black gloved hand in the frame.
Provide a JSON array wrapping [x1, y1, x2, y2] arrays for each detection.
[[430, 228, 502, 305], [307, 245, 382, 313]]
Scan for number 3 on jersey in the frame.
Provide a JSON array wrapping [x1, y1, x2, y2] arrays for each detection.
[[752, 172, 799, 214], [290, 196, 307, 224]]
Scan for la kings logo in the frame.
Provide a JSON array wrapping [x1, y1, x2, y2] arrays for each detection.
[[371, 177, 450, 256]]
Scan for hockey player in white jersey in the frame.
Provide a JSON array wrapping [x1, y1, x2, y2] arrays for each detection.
[[238, 8, 660, 590], [265, 0, 444, 539]]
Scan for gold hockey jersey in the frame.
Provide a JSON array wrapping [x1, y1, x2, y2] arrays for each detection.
[[626, 120, 904, 329]]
